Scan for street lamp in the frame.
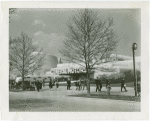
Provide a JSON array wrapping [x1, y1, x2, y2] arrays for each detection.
[[132, 43, 137, 97]]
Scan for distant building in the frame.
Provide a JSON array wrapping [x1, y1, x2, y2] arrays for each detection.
[[41, 54, 58, 74], [13, 53, 140, 82], [49, 54, 140, 80], [27, 54, 58, 75]]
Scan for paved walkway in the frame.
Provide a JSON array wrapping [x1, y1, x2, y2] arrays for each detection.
[[9, 86, 140, 112]]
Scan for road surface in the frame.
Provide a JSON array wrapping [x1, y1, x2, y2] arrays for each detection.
[[9, 86, 140, 112]]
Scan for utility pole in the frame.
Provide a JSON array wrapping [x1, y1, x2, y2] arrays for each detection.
[[132, 43, 137, 97]]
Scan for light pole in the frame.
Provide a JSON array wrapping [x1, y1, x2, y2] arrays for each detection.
[[132, 43, 137, 97]]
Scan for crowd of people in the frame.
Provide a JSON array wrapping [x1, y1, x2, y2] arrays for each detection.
[[9, 75, 141, 96], [74, 78, 87, 91], [48, 77, 59, 90], [35, 77, 88, 92], [95, 76, 128, 95]]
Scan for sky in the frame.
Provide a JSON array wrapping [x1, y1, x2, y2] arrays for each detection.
[[9, 8, 141, 60]]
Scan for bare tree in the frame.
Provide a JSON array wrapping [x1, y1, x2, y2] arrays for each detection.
[[60, 9, 118, 95], [9, 32, 45, 90]]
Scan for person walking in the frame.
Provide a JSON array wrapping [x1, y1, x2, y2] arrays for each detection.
[[40, 80, 42, 89], [53, 79, 55, 87], [78, 79, 82, 91], [95, 77, 99, 92], [34, 78, 37, 90], [82, 78, 86, 90], [106, 77, 110, 88], [56, 79, 59, 90], [121, 76, 127, 92], [99, 79, 102, 92], [69, 78, 71, 90], [36, 80, 40, 92], [74, 81, 78, 90], [107, 84, 111, 95], [43, 78, 45, 87], [75, 81, 79, 90], [81, 79, 84, 90], [67, 78, 70, 90], [49, 77, 53, 90]]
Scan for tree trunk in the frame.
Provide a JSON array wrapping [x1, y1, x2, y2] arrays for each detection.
[[87, 78, 90, 96], [22, 73, 24, 91], [86, 68, 90, 96]]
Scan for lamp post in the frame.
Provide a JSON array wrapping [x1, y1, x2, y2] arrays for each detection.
[[132, 43, 137, 97]]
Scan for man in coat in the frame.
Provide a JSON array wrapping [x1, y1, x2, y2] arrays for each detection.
[[67, 77, 71, 90], [43, 78, 45, 87], [74, 81, 78, 90], [78, 79, 82, 91], [121, 76, 127, 92], [36, 80, 40, 92], [82, 78, 87, 90], [49, 77, 53, 90], [99, 79, 102, 92], [95, 77, 99, 92], [69, 79, 71, 90], [55, 78, 59, 90], [106, 77, 110, 89], [67, 78, 69, 90]]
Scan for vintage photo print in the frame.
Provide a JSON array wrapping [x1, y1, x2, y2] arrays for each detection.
[[1, 1, 149, 120]]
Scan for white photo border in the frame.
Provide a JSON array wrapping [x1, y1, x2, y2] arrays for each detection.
[[0, 1, 149, 120]]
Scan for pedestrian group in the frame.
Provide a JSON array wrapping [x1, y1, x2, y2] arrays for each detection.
[[14, 75, 140, 97]]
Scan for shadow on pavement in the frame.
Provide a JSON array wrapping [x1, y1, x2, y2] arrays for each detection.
[[9, 98, 56, 112], [9, 88, 48, 92], [68, 94, 141, 102]]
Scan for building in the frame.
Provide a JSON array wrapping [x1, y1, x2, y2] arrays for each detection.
[[47, 54, 141, 81], [12, 54, 140, 84]]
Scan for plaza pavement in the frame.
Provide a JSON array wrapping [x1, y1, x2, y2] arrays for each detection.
[[9, 86, 140, 112]]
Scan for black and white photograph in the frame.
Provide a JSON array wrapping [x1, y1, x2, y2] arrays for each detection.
[[9, 8, 141, 112], [1, 1, 149, 120]]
